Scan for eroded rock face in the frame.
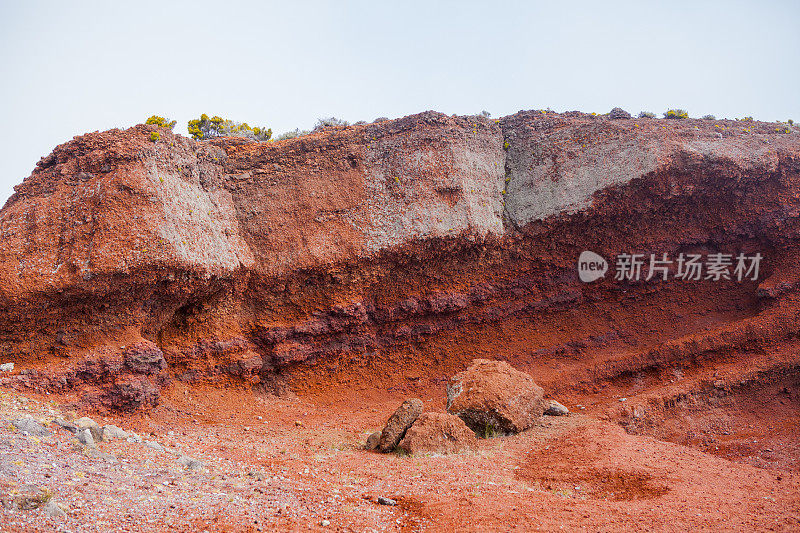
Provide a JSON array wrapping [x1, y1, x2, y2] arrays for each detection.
[[398, 412, 477, 455], [377, 398, 423, 452], [0, 111, 798, 408], [446, 359, 545, 435]]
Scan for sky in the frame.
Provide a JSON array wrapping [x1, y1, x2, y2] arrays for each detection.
[[0, 0, 798, 205]]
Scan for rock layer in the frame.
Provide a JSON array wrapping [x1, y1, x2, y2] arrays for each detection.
[[0, 111, 798, 410]]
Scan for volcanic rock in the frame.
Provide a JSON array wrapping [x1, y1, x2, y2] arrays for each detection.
[[72, 417, 103, 441], [398, 412, 477, 455], [365, 431, 381, 451], [377, 398, 423, 452], [123, 341, 167, 374], [446, 359, 545, 435], [608, 107, 632, 119], [544, 400, 570, 416], [10, 417, 50, 437]]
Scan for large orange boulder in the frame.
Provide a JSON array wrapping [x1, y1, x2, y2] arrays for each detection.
[[398, 412, 477, 455], [446, 359, 545, 435]]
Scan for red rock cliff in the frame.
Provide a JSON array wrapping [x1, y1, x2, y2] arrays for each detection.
[[1, 111, 798, 410]]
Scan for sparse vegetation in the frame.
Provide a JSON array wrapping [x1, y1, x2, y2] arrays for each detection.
[[373, 117, 389, 123], [481, 421, 499, 439], [702, 114, 716, 120], [392, 445, 410, 457], [150, 131, 160, 142], [313, 117, 349, 131], [145, 115, 177, 130], [479, 110, 491, 118], [187, 114, 272, 141], [664, 109, 689, 119], [638, 111, 656, 119], [273, 128, 310, 141], [789, 119, 794, 125]]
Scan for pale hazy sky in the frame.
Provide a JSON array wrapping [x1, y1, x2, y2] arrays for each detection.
[[1, 1, 798, 205]]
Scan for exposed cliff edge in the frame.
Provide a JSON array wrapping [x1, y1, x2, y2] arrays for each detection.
[[1, 110, 799, 412]]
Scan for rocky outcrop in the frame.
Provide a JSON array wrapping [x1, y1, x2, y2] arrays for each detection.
[[0, 110, 798, 409], [446, 359, 546, 435]]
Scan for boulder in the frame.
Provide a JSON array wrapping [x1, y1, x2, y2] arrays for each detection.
[[398, 412, 477, 455], [446, 359, 545, 435], [377, 398, 423, 452]]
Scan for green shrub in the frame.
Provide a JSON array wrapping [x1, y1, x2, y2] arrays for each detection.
[[150, 131, 160, 142], [739, 116, 754, 122], [481, 421, 499, 439], [187, 114, 272, 141], [702, 114, 716, 120], [638, 111, 656, 119], [664, 109, 689, 119], [145, 115, 177, 130], [789, 119, 794, 125]]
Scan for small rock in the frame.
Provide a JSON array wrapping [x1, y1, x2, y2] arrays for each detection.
[[76, 428, 95, 447], [365, 431, 381, 451], [377, 496, 396, 506], [100, 424, 129, 441], [126, 432, 143, 443], [543, 400, 570, 416], [177, 455, 204, 472], [8, 484, 51, 510], [11, 417, 51, 437], [321, 520, 331, 527], [377, 398, 423, 453], [0, 362, 14, 372], [43, 499, 67, 519], [144, 440, 164, 452], [73, 417, 103, 441]]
